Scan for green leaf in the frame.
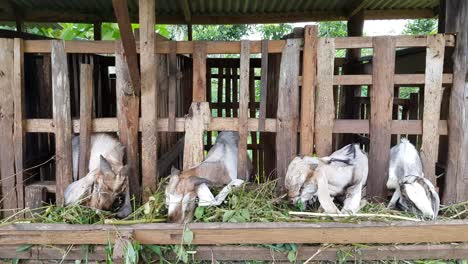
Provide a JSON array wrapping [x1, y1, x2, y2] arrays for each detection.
[[146, 245, 162, 257], [11, 259, 19, 264], [240, 209, 250, 220], [16, 244, 32, 252], [182, 228, 194, 245], [287, 250, 297, 263], [194, 207, 205, 220], [222, 210, 236, 222]]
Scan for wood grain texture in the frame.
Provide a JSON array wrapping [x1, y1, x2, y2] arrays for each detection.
[[367, 36, 396, 201], [0, 38, 18, 216], [13, 38, 25, 211], [116, 40, 141, 198], [275, 39, 301, 193], [168, 41, 177, 132], [258, 40, 268, 131], [238, 40, 250, 180], [78, 64, 93, 179], [420, 34, 445, 185], [315, 38, 336, 157], [444, 0, 468, 203], [139, 0, 157, 200], [51, 40, 73, 206], [1, 221, 468, 245], [300, 25, 318, 155], [192, 41, 206, 102], [183, 102, 210, 169]]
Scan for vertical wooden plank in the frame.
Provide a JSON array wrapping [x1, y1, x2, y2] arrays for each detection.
[[232, 67, 238, 118], [193, 41, 206, 102], [217, 67, 223, 117], [51, 40, 73, 206], [238, 40, 250, 181], [183, 102, 211, 169], [368, 36, 396, 201], [116, 40, 141, 198], [315, 38, 336, 157], [300, 26, 318, 155], [0, 39, 18, 216], [258, 40, 268, 131], [249, 66, 257, 177], [226, 67, 232, 117], [168, 41, 177, 132], [275, 39, 301, 193], [78, 64, 94, 179], [420, 34, 445, 185], [139, 0, 157, 200], [206, 63, 212, 149], [13, 38, 25, 211]]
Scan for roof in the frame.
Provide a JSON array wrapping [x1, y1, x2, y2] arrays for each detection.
[[1, 0, 441, 24]]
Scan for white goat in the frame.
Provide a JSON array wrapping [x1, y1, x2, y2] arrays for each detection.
[[64, 133, 132, 218], [387, 138, 439, 219], [165, 131, 252, 223], [285, 144, 368, 214]]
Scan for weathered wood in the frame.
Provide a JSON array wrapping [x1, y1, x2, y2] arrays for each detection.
[[24, 185, 46, 213], [116, 40, 141, 198], [258, 40, 268, 131], [444, 0, 468, 203], [78, 64, 94, 179], [331, 73, 452, 86], [112, 0, 140, 95], [51, 40, 73, 206], [13, 38, 24, 211], [192, 41, 206, 102], [168, 41, 177, 132], [420, 34, 445, 185], [216, 67, 223, 116], [237, 40, 250, 180], [0, 38, 18, 216], [183, 102, 210, 169], [1, 221, 468, 245], [315, 38, 336, 157], [276, 39, 301, 193], [225, 67, 232, 117], [368, 36, 396, 201], [300, 26, 318, 155], [158, 137, 184, 175], [139, 0, 157, 200]]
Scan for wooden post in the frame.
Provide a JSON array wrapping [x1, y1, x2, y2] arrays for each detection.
[[116, 40, 141, 198], [299, 26, 318, 155], [94, 22, 102, 41], [187, 24, 193, 41], [168, 41, 177, 132], [275, 39, 301, 193], [139, 0, 157, 200], [238, 40, 250, 180], [183, 102, 210, 169], [193, 42, 206, 102], [13, 38, 25, 211], [0, 38, 18, 216], [258, 40, 268, 132], [420, 34, 445, 185], [315, 38, 336, 157], [444, 0, 468, 203], [78, 64, 94, 179], [367, 36, 396, 201]]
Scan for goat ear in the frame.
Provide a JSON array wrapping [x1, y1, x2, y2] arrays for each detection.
[[99, 155, 113, 174], [190, 176, 212, 187]]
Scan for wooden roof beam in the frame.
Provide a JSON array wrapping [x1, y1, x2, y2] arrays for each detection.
[[179, 0, 192, 23], [112, 0, 141, 95], [346, 0, 368, 18]]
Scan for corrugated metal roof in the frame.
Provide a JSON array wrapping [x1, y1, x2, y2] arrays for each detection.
[[2, 0, 440, 24]]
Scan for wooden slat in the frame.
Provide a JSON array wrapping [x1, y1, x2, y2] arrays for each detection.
[[225, 66, 232, 117], [275, 39, 301, 193], [238, 40, 250, 180], [140, 0, 158, 200], [332, 73, 453, 85], [300, 26, 318, 155], [168, 41, 177, 132], [192, 41, 206, 102], [0, 39, 18, 216], [22, 35, 455, 54], [51, 40, 73, 206], [249, 67, 258, 176], [368, 36, 395, 201], [78, 64, 94, 179], [420, 34, 446, 185], [1, 221, 468, 245], [13, 38, 25, 211], [183, 102, 210, 169], [315, 38, 336, 157], [258, 40, 268, 131], [116, 40, 141, 198], [112, 0, 140, 95], [216, 67, 223, 117]]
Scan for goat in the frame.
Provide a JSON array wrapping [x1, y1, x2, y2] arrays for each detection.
[[64, 133, 132, 218], [387, 138, 439, 219], [285, 144, 368, 214], [165, 131, 252, 223]]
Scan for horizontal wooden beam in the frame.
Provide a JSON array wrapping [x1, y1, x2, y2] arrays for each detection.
[[333, 73, 453, 85], [24, 118, 448, 135], [22, 35, 455, 54], [2, 244, 468, 261], [1, 221, 468, 245]]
